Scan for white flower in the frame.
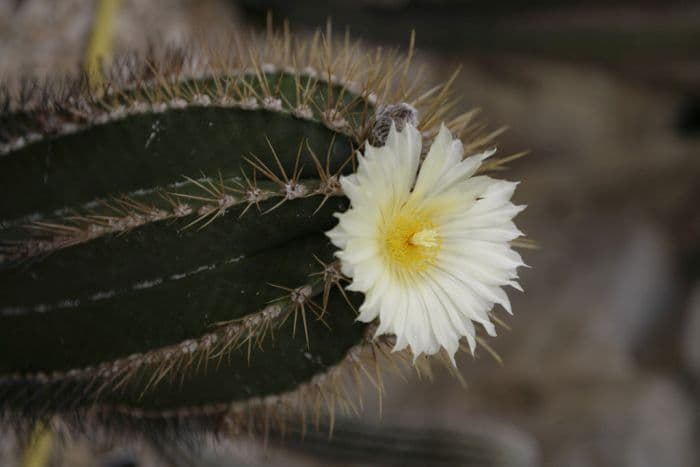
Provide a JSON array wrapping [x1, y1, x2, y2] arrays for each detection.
[[327, 122, 525, 364]]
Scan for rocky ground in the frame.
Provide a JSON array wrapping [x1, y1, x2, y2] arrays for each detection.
[[1, 1, 699, 466]]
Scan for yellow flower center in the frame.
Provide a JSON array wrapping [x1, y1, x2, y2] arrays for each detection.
[[383, 211, 441, 271]]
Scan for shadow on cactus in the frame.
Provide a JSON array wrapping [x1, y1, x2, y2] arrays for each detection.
[[0, 25, 529, 438]]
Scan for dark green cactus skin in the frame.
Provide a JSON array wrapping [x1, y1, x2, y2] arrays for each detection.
[[0, 73, 362, 225], [0, 72, 369, 416], [0, 222, 339, 373], [1, 290, 363, 412], [120, 291, 363, 411], [0, 108, 344, 222]]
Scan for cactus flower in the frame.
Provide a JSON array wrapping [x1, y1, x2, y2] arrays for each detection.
[[327, 123, 525, 364]]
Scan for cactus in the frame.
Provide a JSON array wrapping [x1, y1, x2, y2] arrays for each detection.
[[0, 26, 510, 438]]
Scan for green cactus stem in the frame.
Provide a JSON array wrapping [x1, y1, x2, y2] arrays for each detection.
[[0, 26, 505, 435]]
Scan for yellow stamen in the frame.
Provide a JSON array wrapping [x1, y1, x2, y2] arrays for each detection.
[[383, 211, 440, 271]]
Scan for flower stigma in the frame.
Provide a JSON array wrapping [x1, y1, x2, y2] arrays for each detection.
[[383, 210, 440, 272]]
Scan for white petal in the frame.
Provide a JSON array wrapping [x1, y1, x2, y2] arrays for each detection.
[[412, 124, 496, 201], [384, 122, 422, 197], [346, 258, 383, 293]]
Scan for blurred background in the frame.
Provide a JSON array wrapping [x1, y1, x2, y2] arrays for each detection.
[[1, 0, 699, 466]]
